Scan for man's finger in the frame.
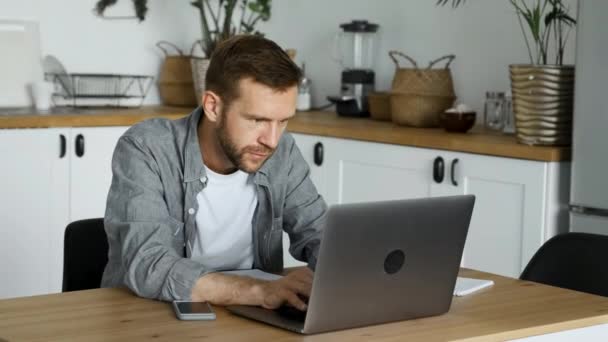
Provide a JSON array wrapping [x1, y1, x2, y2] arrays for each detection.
[[285, 279, 312, 298], [283, 290, 307, 311]]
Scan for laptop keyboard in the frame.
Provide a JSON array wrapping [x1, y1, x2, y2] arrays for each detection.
[[275, 305, 307, 322]]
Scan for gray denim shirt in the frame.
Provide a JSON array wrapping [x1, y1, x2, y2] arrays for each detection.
[[101, 107, 327, 301]]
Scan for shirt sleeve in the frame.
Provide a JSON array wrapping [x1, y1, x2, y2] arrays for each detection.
[[104, 135, 208, 301], [281, 139, 328, 269]]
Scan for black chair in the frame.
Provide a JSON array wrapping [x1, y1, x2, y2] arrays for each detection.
[[520, 232, 608, 297], [62, 218, 108, 292]]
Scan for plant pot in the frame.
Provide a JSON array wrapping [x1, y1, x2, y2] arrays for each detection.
[[190, 57, 211, 106], [510, 64, 575, 146]]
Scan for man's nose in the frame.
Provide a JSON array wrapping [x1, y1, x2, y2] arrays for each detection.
[[259, 122, 281, 150]]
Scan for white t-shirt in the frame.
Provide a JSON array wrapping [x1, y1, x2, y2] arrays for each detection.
[[190, 166, 258, 270]]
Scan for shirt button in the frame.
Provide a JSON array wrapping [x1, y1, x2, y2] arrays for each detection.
[[188, 208, 195, 215]]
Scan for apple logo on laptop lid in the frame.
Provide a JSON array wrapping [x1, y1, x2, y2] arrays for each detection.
[[384, 249, 405, 274]]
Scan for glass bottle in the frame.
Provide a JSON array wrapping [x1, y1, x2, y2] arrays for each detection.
[[296, 62, 311, 111], [502, 91, 516, 134], [484, 91, 505, 131]]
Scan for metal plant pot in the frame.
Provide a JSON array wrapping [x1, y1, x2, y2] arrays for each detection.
[[190, 57, 211, 106], [510, 64, 575, 146]]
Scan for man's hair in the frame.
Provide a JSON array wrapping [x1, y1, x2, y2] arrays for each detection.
[[205, 35, 302, 108]]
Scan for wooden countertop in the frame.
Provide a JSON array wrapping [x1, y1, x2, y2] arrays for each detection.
[[1, 269, 607, 341], [0, 106, 570, 162]]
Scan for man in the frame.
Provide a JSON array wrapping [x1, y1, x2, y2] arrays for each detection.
[[101, 35, 327, 312]]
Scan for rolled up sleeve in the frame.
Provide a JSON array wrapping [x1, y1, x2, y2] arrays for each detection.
[[104, 136, 206, 301], [281, 140, 328, 269]]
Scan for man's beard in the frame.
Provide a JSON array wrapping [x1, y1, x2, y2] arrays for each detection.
[[216, 117, 275, 173]]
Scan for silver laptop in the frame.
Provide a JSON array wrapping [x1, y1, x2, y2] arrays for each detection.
[[226, 195, 475, 334]]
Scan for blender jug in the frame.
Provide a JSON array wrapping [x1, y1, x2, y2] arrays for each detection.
[[328, 20, 380, 117], [334, 20, 378, 70]]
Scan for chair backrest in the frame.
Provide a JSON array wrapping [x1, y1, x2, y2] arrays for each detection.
[[520, 232, 608, 297], [62, 218, 108, 292]]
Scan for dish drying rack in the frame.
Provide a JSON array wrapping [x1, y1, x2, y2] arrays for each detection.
[[45, 73, 154, 108]]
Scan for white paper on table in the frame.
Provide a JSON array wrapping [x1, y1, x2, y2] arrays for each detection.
[[220, 269, 282, 281], [453, 277, 494, 296]]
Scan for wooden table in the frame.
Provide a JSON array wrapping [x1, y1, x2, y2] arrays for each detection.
[[1, 269, 608, 341]]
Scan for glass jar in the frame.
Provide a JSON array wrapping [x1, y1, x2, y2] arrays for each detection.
[[484, 91, 505, 131], [502, 91, 516, 134], [296, 63, 311, 111]]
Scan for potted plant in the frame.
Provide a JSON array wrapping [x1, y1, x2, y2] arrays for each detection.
[[95, 0, 272, 105], [437, 0, 577, 146]]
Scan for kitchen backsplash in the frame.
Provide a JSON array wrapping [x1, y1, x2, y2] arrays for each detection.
[[1, 0, 577, 114]]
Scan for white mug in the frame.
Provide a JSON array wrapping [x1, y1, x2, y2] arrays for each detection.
[[29, 81, 55, 111]]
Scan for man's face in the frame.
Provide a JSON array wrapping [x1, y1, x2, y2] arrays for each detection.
[[216, 78, 297, 173]]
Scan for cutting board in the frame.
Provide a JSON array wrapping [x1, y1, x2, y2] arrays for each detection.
[[0, 20, 44, 107]]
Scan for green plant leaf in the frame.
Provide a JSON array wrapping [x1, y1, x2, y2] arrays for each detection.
[[436, 0, 465, 7], [132, 0, 148, 21], [190, 1, 202, 9], [95, 0, 119, 16]]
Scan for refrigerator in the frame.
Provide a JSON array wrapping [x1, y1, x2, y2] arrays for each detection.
[[569, 0, 608, 234]]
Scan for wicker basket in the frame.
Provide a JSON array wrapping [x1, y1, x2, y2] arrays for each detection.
[[157, 41, 198, 107], [391, 93, 456, 127], [368, 91, 391, 121], [388, 51, 456, 127]]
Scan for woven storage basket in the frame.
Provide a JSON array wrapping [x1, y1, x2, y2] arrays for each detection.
[[391, 93, 456, 127], [156, 41, 198, 107], [389, 51, 456, 127]]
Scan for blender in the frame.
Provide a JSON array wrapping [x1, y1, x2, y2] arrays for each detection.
[[328, 20, 380, 117]]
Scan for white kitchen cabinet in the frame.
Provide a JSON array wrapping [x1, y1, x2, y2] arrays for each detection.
[[291, 133, 570, 278], [442, 151, 570, 277], [0, 126, 129, 299], [0, 128, 69, 299], [69, 127, 129, 221], [323, 138, 447, 204]]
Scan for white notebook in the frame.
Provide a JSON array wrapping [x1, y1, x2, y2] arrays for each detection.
[[453, 277, 494, 296]]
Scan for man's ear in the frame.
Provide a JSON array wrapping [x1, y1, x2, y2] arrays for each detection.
[[201, 90, 223, 123]]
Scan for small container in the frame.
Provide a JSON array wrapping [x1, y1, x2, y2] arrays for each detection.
[[296, 62, 311, 111], [368, 91, 391, 121], [440, 111, 476, 133], [484, 91, 505, 131], [29, 81, 54, 111], [502, 91, 516, 134]]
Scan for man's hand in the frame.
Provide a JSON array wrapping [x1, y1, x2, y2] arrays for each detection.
[[256, 267, 313, 311], [191, 267, 314, 311]]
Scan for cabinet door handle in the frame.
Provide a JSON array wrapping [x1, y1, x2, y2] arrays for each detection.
[[433, 156, 444, 183], [314, 142, 324, 166], [451, 158, 459, 186], [59, 134, 66, 158], [75, 134, 85, 157]]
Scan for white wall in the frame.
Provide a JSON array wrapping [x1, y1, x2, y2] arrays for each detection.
[[1, 0, 577, 114]]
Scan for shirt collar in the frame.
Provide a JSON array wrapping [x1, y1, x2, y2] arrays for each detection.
[[183, 107, 207, 183]]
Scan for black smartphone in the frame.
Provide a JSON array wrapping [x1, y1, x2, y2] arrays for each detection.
[[172, 301, 216, 321]]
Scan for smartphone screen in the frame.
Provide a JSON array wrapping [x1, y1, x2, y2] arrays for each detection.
[[176, 301, 214, 314], [173, 301, 216, 320]]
